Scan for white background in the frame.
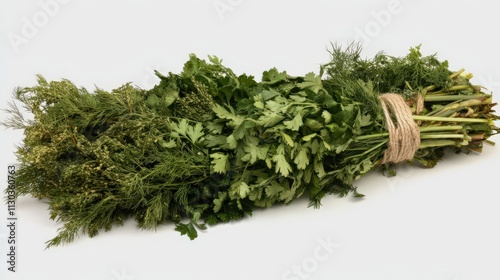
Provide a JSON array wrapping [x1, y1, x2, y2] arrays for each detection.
[[1, 0, 500, 279]]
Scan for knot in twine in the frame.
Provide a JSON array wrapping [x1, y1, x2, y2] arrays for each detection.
[[378, 93, 421, 164]]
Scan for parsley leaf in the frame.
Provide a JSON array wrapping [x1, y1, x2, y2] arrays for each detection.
[[210, 153, 230, 173]]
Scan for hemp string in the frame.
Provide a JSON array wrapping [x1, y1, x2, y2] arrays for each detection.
[[415, 92, 424, 115], [378, 93, 421, 164]]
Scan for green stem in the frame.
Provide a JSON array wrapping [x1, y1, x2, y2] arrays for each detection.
[[432, 99, 491, 117], [419, 140, 457, 149], [448, 68, 465, 79], [355, 132, 389, 141], [424, 94, 486, 102], [420, 134, 464, 140], [412, 115, 489, 123], [419, 125, 462, 132], [424, 85, 437, 92], [484, 139, 496, 146], [356, 126, 463, 141], [344, 140, 387, 161]]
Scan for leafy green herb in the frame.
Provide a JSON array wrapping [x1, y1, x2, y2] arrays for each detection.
[[2, 44, 498, 247]]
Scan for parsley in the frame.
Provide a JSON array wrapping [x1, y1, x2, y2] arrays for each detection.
[[2, 44, 499, 247]]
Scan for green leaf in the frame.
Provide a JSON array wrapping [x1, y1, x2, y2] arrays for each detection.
[[302, 133, 316, 142], [322, 139, 332, 151], [265, 99, 288, 114], [237, 98, 255, 111], [272, 154, 293, 177], [322, 110, 332, 124], [206, 121, 224, 134], [230, 181, 250, 199], [226, 134, 238, 149], [253, 95, 264, 109], [239, 183, 250, 199], [283, 113, 303, 131], [171, 118, 189, 135], [297, 72, 323, 93], [278, 183, 299, 203], [213, 191, 227, 213], [205, 134, 228, 148], [258, 111, 285, 127], [192, 211, 202, 223], [208, 55, 224, 66], [146, 94, 161, 107], [213, 104, 234, 120], [303, 165, 313, 183], [325, 123, 348, 142], [334, 139, 352, 154], [359, 158, 373, 174], [265, 158, 273, 169], [294, 147, 309, 170], [178, 119, 189, 133], [237, 74, 257, 89], [210, 153, 230, 173], [186, 122, 204, 143], [289, 95, 307, 103], [359, 114, 372, 127], [164, 85, 179, 107], [248, 187, 262, 201], [310, 139, 321, 154], [281, 132, 295, 147], [182, 54, 201, 76], [353, 189, 365, 198], [305, 119, 323, 131], [159, 139, 176, 148], [262, 68, 288, 84], [261, 89, 281, 101], [333, 104, 357, 124], [265, 180, 284, 197], [241, 144, 270, 164], [314, 158, 326, 178], [233, 120, 255, 140], [175, 222, 198, 240]]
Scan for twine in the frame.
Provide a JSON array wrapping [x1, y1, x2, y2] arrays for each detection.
[[415, 92, 424, 115], [378, 93, 420, 164]]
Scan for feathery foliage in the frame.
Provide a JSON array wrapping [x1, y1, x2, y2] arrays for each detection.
[[2, 45, 498, 247]]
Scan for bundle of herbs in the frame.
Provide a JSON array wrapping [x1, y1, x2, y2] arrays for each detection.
[[2, 44, 499, 247]]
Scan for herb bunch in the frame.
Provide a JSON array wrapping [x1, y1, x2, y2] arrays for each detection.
[[2, 44, 498, 247]]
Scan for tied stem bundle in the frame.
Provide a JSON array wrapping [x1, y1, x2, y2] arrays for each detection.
[[378, 93, 420, 164], [2, 44, 499, 247]]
